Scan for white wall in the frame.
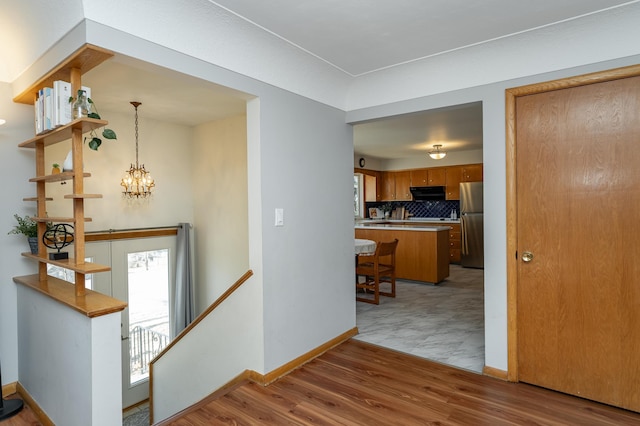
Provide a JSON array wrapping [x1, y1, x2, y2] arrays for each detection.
[[367, 149, 484, 171], [193, 115, 249, 312], [0, 82, 41, 386], [17, 286, 121, 426]]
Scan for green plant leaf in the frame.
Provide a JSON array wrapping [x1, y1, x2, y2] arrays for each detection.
[[88, 137, 102, 151], [102, 128, 117, 140], [88, 112, 101, 119]]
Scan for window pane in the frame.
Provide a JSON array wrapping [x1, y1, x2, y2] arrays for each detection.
[[127, 249, 170, 385]]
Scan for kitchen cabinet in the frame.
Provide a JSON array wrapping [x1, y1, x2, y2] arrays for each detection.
[[381, 171, 411, 201], [355, 227, 449, 283], [410, 169, 428, 186], [410, 167, 446, 186], [445, 166, 463, 200], [364, 174, 378, 202], [461, 164, 483, 182], [445, 164, 483, 200], [421, 222, 461, 263], [394, 171, 412, 200], [381, 171, 395, 200]]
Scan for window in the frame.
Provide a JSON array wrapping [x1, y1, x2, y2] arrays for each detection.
[[354, 173, 364, 218]]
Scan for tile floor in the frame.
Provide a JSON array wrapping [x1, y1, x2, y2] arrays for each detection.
[[123, 400, 149, 425], [354, 264, 485, 373]]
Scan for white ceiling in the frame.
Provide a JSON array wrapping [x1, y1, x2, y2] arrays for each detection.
[[3, 0, 634, 159], [212, 0, 632, 76]]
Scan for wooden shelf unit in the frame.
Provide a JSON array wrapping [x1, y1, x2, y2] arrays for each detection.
[[15, 44, 114, 298]]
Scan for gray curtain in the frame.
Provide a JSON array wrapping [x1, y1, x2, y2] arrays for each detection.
[[172, 222, 195, 339]]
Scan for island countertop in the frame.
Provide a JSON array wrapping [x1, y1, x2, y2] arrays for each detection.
[[355, 219, 455, 231]]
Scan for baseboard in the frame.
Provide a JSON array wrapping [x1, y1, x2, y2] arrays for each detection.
[[17, 382, 55, 426], [153, 327, 358, 424], [257, 327, 359, 385], [483, 365, 509, 380], [2, 381, 17, 398]]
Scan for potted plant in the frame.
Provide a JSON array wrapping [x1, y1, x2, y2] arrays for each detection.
[[69, 90, 117, 151], [381, 202, 394, 219], [8, 214, 52, 254]]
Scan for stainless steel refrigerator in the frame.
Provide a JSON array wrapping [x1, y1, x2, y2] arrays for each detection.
[[460, 182, 484, 268]]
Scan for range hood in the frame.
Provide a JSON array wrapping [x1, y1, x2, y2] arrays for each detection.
[[410, 186, 446, 201]]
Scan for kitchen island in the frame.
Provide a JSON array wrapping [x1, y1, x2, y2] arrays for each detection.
[[354, 220, 451, 283]]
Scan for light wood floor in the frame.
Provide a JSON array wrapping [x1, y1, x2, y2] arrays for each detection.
[[161, 339, 640, 425]]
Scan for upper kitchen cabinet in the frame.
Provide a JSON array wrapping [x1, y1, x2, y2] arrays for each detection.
[[428, 168, 446, 185], [354, 168, 381, 202], [395, 171, 412, 200], [445, 166, 463, 200], [410, 169, 428, 186], [410, 167, 446, 187], [445, 163, 483, 200], [365, 174, 379, 202], [461, 164, 483, 182], [381, 171, 411, 201]]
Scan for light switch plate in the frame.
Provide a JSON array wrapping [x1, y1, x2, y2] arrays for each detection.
[[275, 208, 284, 226]]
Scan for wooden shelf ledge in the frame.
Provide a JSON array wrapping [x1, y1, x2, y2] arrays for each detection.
[[20, 252, 110, 273], [30, 172, 91, 183], [13, 44, 114, 105], [23, 197, 54, 202], [13, 274, 126, 318], [31, 216, 92, 223], [64, 194, 103, 199], [19, 118, 108, 148]]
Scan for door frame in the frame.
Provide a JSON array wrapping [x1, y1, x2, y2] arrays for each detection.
[[505, 63, 640, 382]]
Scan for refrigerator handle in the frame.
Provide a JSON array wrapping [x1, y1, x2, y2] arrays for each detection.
[[460, 215, 469, 255]]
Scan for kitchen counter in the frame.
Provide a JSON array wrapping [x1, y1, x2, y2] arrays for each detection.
[[355, 219, 457, 231]]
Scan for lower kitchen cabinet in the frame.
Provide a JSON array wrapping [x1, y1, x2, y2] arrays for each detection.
[[355, 228, 449, 283], [423, 223, 461, 264]]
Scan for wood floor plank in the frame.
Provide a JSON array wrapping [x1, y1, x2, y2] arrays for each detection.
[[159, 339, 640, 425]]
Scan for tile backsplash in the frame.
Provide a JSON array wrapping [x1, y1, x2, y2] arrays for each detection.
[[365, 200, 460, 219]]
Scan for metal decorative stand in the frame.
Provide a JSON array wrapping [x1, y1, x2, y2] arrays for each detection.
[[0, 360, 24, 420], [43, 223, 74, 260]]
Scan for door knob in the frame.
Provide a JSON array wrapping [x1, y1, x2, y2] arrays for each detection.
[[522, 251, 534, 263]]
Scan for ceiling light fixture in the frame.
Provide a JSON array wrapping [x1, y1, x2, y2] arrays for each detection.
[[121, 102, 155, 198], [428, 144, 446, 160], [0, 119, 6, 126]]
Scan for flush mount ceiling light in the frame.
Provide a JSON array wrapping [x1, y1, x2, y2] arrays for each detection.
[[428, 144, 447, 160], [0, 119, 6, 126], [120, 101, 155, 199]]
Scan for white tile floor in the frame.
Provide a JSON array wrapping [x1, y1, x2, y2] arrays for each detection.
[[354, 264, 485, 373]]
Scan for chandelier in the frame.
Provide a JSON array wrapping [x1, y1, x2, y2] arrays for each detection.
[[428, 144, 447, 160], [121, 101, 155, 198]]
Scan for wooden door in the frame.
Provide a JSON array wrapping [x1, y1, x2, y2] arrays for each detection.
[[515, 75, 640, 411]]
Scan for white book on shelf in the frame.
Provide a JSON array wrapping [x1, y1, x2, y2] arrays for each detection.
[[53, 80, 72, 126], [35, 88, 44, 134], [43, 87, 53, 131], [34, 97, 40, 134]]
